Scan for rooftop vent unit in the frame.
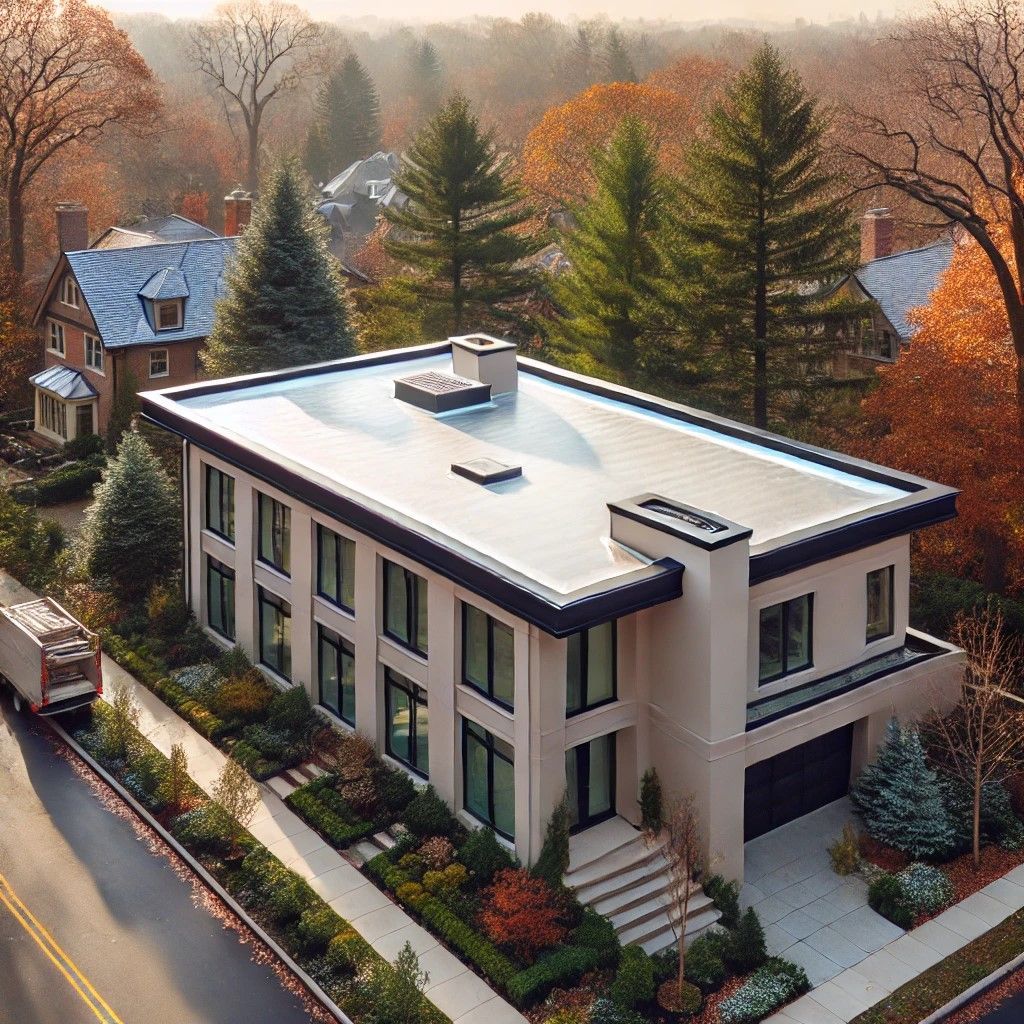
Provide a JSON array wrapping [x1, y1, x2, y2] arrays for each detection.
[[639, 499, 728, 534], [451, 457, 522, 485], [394, 370, 491, 414]]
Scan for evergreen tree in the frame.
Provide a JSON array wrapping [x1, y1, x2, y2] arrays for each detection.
[[850, 718, 957, 860], [408, 39, 444, 127], [383, 95, 540, 335], [203, 159, 355, 378], [676, 43, 855, 428], [549, 116, 687, 379], [603, 27, 637, 83], [82, 431, 180, 601], [532, 794, 571, 886], [305, 54, 382, 185]]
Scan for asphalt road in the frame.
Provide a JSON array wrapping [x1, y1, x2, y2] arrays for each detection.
[[976, 983, 1024, 1022], [0, 696, 318, 1024]]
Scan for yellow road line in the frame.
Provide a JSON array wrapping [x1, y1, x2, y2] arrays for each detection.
[[0, 872, 124, 1024]]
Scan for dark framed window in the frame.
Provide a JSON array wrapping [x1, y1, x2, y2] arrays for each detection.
[[566, 620, 616, 716], [317, 525, 355, 611], [759, 594, 813, 685], [462, 603, 514, 709], [205, 465, 235, 542], [565, 734, 616, 833], [318, 624, 355, 725], [257, 492, 290, 575], [866, 566, 895, 643], [383, 560, 427, 655], [258, 586, 291, 680], [206, 556, 235, 641], [463, 719, 514, 840], [385, 668, 428, 776]]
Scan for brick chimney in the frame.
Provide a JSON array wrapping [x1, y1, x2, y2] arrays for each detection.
[[56, 202, 89, 254], [861, 207, 895, 264], [223, 188, 253, 236]]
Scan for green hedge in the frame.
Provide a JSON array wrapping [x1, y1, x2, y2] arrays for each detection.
[[288, 786, 376, 847], [14, 460, 103, 505], [506, 945, 602, 1006]]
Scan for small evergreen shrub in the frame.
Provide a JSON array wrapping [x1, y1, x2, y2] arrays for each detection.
[[609, 945, 655, 1009], [828, 823, 861, 876], [718, 958, 810, 1024], [868, 872, 915, 929], [589, 997, 647, 1024], [377, 767, 417, 812], [64, 432, 105, 460], [897, 863, 953, 915], [532, 795, 571, 886], [459, 825, 515, 884], [571, 907, 620, 966], [297, 905, 342, 954], [403, 785, 460, 838], [212, 670, 276, 724], [684, 931, 729, 991], [171, 805, 229, 855], [268, 684, 318, 739], [325, 928, 371, 977], [725, 907, 768, 973], [27, 461, 103, 505], [704, 874, 741, 930], [640, 768, 664, 833], [506, 945, 601, 1006]]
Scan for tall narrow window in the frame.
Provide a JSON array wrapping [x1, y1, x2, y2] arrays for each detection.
[[258, 587, 291, 680], [463, 719, 515, 839], [462, 603, 514, 708], [317, 525, 355, 611], [383, 560, 427, 655], [257, 492, 290, 575], [60, 276, 79, 307], [206, 556, 235, 640], [84, 334, 103, 372], [385, 668, 428, 776], [205, 465, 235, 541], [866, 566, 894, 642], [48, 320, 65, 355], [318, 624, 355, 725], [566, 620, 616, 716], [758, 594, 813, 684]]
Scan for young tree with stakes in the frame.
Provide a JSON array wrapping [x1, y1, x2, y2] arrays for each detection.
[[203, 158, 355, 377]]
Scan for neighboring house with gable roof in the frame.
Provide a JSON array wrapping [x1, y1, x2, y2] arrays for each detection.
[[91, 213, 220, 251], [30, 202, 240, 443]]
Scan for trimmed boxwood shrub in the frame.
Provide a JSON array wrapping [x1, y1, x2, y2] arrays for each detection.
[[725, 907, 768, 973], [288, 785, 376, 847], [297, 905, 343, 954], [506, 945, 601, 1006], [609, 945, 655, 1009], [403, 785, 461, 839], [459, 826, 515, 884], [572, 907, 619, 967], [868, 872, 915, 929], [171, 804, 230, 855], [718, 958, 810, 1024], [685, 930, 729, 992], [16, 460, 102, 505], [705, 874, 741, 930]]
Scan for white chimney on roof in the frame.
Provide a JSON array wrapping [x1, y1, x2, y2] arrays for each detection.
[[450, 334, 518, 395]]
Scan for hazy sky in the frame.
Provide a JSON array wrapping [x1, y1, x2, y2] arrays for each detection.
[[102, 0, 924, 27]]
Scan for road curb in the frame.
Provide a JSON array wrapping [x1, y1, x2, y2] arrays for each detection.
[[49, 719, 353, 1024], [918, 948, 1024, 1023]]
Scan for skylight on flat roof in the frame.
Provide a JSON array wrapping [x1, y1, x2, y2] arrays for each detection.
[[452, 457, 522, 485]]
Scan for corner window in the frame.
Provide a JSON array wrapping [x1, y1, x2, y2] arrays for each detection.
[[383, 560, 427, 655], [462, 603, 514, 709], [149, 348, 169, 378], [207, 556, 235, 641], [84, 334, 103, 372], [60, 275, 79, 308], [257, 492, 290, 575], [866, 566, 894, 643], [317, 524, 355, 612], [47, 320, 65, 355], [318, 623, 355, 725], [258, 586, 291, 680], [758, 594, 813, 685], [463, 719, 514, 840], [156, 301, 182, 331], [205, 464, 235, 542], [385, 668, 428, 777], [567, 620, 616, 716]]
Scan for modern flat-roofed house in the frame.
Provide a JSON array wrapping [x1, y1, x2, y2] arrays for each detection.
[[141, 336, 963, 949]]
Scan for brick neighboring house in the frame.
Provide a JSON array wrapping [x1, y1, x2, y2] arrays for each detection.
[[30, 202, 244, 443]]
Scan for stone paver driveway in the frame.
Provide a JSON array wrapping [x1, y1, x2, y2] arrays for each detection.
[[742, 798, 905, 987]]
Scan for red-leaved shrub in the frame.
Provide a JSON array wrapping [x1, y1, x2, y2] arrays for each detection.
[[478, 868, 568, 963]]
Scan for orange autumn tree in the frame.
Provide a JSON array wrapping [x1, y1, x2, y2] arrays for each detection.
[[858, 230, 1024, 592]]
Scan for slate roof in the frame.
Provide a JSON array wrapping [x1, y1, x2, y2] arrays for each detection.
[[853, 239, 953, 340], [30, 365, 98, 401], [92, 215, 218, 250], [139, 266, 190, 301], [65, 238, 236, 349]]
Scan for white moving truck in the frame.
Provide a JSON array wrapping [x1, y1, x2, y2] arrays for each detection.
[[0, 598, 102, 714]]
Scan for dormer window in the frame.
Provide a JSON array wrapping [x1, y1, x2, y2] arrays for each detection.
[[59, 275, 79, 308], [366, 180, 388, 199], [156, 300, 182, 331]]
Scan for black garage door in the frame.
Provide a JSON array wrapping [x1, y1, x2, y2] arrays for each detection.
[[743, 724, 854, 842]]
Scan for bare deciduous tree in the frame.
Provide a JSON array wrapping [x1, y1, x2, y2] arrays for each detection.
[[922, 606, 1024, 867], [843, 0, 1024, 433], [0, 0, 160, 275], [190, 0, 323, 191], [662, 794, 704, 1003]]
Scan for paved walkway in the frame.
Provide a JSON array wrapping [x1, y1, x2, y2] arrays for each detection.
[[0, 572, 526, 1024]]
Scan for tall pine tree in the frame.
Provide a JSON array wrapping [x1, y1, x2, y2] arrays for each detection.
[[408, 39, 444, 128], [677, 43, 854, 428], [383, 95, 540, 335], [603, 27, 637, 83], [203, 159, 355, 377], [550, 116, 688, 380], [305, 54, 382, 185]]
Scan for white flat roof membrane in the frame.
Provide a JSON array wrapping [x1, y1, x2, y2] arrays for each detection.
[[180, 353, 906, 595]]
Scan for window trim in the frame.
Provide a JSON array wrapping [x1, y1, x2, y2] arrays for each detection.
[[866, 565, 895, 644], [566, 621, 618, 718], [317, 523, 355, 613], [318, 622, 355, 726], [84, 333, 104, 374], [206, 556, 236, 641], [382, 560, 427, 656], [60, 275, 79, 309], [149, 348, 169, 379], [257, 491, 291, 576], [758, 593, 814, 686], [155, 300, 182, 331], [384, 668, 428, 778], [47, 319, 65, 355], [461, 602, 514, 710], [205, 464, 235, 543], [38, 391, 67, 439], [257, 585, 291, 681], [462, 718, 514, 841]]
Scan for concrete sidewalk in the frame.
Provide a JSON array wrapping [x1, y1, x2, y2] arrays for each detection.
[[0, 571, 527, 1024]]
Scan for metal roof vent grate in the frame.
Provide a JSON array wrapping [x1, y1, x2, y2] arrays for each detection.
[[394, 370, 491, 414], [640, 499, 727, 534], [452, 457, 522, 485]]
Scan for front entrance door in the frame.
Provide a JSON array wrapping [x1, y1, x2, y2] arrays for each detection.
[[566, 734, 616, 832], [75, 403, 93, 438]]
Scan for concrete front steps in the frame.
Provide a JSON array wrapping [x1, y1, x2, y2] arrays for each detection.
[[566, 818, 720, 955], [265, 761, 325, 799]]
